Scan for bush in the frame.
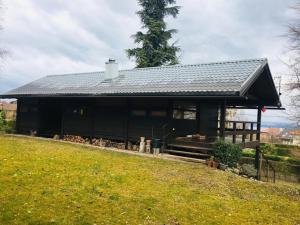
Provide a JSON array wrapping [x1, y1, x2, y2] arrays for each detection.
[[4, 120, 16, 134], [213, 141, 242, 168], [240, 164, 257, 178], [0, 111, 5, 127], [0, 111, 16, 134], [260, 143, 276, 154]]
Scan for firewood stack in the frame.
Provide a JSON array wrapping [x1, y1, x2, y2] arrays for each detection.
[[63, 135, 127, 150], [91, 138, 126, 149], [63, 135, 89, 144]]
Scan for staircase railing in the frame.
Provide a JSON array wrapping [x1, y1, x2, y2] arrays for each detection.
[[219, 120, 260, 146]]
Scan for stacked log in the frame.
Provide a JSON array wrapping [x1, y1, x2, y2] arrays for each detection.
[[91, 138, 126, 149], [63, 135, 89, 144], [63, 135, 130, 151], [91, 138, 106, 147]]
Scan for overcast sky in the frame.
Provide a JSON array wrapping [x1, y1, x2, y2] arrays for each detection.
[[0, 0, 298, 127]]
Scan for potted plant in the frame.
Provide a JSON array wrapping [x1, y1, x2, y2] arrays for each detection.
[[206, 156, 219, 168]]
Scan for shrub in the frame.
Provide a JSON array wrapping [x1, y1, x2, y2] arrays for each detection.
[[260, 143, 276, 154], [4, 120, 16, 134], [0, 112, 16, 134], [213, 141, 242, 168], [240, 164, 257, 178], [0, 111, 6, 128]]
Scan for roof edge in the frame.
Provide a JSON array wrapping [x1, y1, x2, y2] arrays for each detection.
[[239, 58, 268, 96], [0, 92, 241, 99], [45, 58, 267, 77]]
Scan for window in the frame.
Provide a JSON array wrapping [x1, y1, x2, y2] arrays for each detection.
[[173, 110, 183, 119], [150, 110, 167, 117], [131, 110, 146, 117], [173, 102, 196, 120], [184, 111, 196, 120]]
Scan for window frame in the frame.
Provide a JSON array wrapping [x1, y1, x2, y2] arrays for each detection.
[[172, 102, 197, 120]]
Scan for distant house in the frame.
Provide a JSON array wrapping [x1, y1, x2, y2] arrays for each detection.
[[261, 128, 283, 143], [0, 101, 17, 120], [282, 129, 300, 146], [0, 58, 282, 158]]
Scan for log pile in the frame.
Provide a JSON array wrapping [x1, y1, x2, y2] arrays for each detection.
[[91, 138, 126, 149], [63, 135, 90, 144], [63, 135, 136, 151]]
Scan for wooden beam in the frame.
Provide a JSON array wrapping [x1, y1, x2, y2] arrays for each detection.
[[125, 99, 130, 149], [15, 100, 21, 134], [219, 99, 227, 140], [89, 100, 96, 142], [232, 122, 237, 144], [196, 102, 201, 132], [256, 106, 262, 142], [255, 105, 262, 180], [225, 120, 257, 124], [242, 122, 246, 143], [60, 102, 65, 139], [250, 123, 254, 141]]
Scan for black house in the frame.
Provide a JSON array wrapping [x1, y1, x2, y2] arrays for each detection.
[[1, 58, 281, 158]]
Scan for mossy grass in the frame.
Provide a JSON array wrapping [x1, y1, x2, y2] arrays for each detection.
[[0, 136, 299, 225]]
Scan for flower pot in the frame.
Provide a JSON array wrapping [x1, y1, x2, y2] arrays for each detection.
[[207, 160, 219, 168]]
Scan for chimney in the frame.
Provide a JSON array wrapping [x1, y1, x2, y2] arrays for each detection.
[[104, 59, 119, 80]]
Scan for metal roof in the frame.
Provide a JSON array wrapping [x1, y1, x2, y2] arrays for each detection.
[[1, 58, 270, 97]]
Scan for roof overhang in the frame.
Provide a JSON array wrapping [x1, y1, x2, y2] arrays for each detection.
[[0, 58, 281, 107]]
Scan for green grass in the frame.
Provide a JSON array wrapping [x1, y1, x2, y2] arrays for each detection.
[[0, 136, 299, 225]]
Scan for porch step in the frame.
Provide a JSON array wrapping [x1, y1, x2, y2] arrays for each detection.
[[172, 140, 213, 148], [167, 143, 213, 153], [164, 149, 210, 158], [162, 154, 207, 164]]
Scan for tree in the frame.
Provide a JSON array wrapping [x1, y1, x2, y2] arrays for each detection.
[[127, 0, 180, 68], [286, 2, 300, 126]]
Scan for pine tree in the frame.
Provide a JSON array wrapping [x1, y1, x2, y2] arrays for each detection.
[[127, 0, 180, 68]]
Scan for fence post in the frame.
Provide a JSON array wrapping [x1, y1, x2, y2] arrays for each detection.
[[267, 164, 269, 182], [255, 106, 262, 180], [242, 122, 246, 143], [232, 122, 236, 144], [250, 123, 254, 142]]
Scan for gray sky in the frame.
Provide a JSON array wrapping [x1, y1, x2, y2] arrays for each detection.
[[0, 0, 298, 127]]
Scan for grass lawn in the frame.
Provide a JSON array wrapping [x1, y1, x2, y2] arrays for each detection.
[[0, 136, 299, 225]]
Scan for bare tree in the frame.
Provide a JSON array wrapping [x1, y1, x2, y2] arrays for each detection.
[[286, 2, 300, 126]]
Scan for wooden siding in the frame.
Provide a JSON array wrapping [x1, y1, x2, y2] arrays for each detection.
[[17, 99, 39, 134], [16, 98, 220, 142]]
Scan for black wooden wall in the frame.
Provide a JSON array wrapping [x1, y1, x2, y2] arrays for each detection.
[[16, 97, 219, 142]]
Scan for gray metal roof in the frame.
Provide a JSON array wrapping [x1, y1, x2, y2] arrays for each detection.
[[2, 58, 269, 97]]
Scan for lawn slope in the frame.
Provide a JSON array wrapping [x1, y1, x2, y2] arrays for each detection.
[[0, 136, 299, 225]]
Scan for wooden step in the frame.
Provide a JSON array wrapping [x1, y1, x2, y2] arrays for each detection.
[[167, 143, 213, 152], [173, 140, 213, 148], [162, 154, 207, 164], [164, 149, 210, 158]]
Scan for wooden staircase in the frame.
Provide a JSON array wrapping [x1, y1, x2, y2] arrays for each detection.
[[163, 138, 214, 160]]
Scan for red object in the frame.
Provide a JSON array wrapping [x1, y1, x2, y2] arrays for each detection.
[[261, 107, 267, 112]]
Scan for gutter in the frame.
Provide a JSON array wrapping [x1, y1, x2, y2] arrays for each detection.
[[0, 92, 242, 99]]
